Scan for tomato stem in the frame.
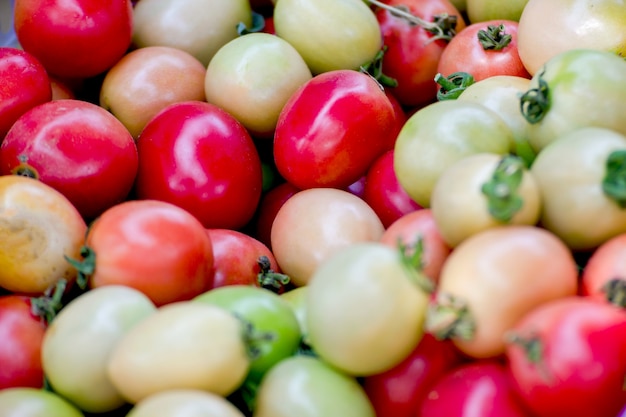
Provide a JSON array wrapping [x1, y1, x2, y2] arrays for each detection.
[[11, 154, 39, 179], [257, 256, 291, 294], [481, 155, 525, 222], [426, 292, 475, 341], [365, 0, 459, 42], [237, 11, 266, 35], [477, 24, 512, 51], [30, 279, 67, 324], [520, 69, 550, 124], [506, 332, 553, 382], [398, 235, 435, 294], [601, 278, 626, 308], [64, 246, 96, 290], [434, 71, 474, 100], [237, 313, 276, 361], [602, 150, 626, 208], [359, 46, 398, 88]]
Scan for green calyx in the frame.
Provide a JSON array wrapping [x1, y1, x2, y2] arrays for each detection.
[[603, 150, 626, 208], [360, 46, 398, 88], [425, 292, 475, 341], [257, 255, 291, 294], [237, 11, 265, 35], [481, 155, 525, 223], [64, 246, 96, 290], [520, 69, 550, 124], [397, 235, 435, 294], [477, 24, 512, 51], [434, 71, 475, 100]]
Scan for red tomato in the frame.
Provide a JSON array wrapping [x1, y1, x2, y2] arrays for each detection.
[[134, 101, 263, 230], [420, 360, 532, 417], [581, 233, 626, 307], [14, 0, 133, 79], [0, 47, 51, 140], [253, 182, 301, 250], [74, 200, 215, 307], [506, 297, 626, 417], [273, 69, 396, 190], [205, 228, 283, 290], [374, 0, 467, 107], [363, 149, 422, 228], [383, 89, 407, 150], [0, 295, 47, 389], [0, 99, 138, 221], [437, 20, 531, 81], [363, 333, 464, 417]]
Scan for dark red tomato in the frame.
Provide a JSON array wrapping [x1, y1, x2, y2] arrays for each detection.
[[14, 0, 133, 79], [273, 69, 396, 190], [363, 149, 422, 228], [0, 99, 138, 221], [0, 295, 46, 389], [383, 89, 407, 150], [375, 0, 466, 108], [205, 228, 281, 289], [0, 47, 51, 140], [363, 333, 464, 417], [253, 181, 300, 250], [505, 297, 626, 417], [437, 20, 531, 81], [134, 101, 263, 230], [420, 360, 532, 417]]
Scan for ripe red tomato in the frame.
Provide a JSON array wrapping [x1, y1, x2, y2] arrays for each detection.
[[134, 101, 263, 230], [0, 47, 51, 140], [506, 297, 626, 417], [13, 0, 133, 79], [437, 20, 531, 81], [374, 0, 467, 107], [0, 99, 138, 221], [273, 69, 396, 190]]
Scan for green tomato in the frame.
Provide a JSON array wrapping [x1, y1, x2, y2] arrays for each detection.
[[193, 285, 302, 382], [306, 242, 431, 376], [521, 48, 626, 153], [41, 286, 157, 413], [0, 388, 84, 417], [126, 389, 245, 417], [252, 355, 375, 417], [273, 0, 382, 74], [394, 100, 513, 208]]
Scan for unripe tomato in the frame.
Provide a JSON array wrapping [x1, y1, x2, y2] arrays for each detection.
[[0, 387, 84, 417], [126, 390, 245, 417]]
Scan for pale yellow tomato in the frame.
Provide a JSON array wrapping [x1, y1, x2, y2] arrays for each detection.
[[126, 390, 245, 417]]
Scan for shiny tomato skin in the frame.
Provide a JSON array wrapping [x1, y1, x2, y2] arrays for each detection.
[[0, 99, 138, 221], [376, 0, 467, 108], [135, 101, 263, 230], [0, 296, 46, 389], [506, 297, 626, 417], [14, 0, 133, 79], [362, 333, 463, 417], [273, 70, 396, 190], [437, 20, 531, 81], [0, 47, 51, 140]]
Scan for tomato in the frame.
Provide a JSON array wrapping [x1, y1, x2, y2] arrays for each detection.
[[362, 333, 464, 417], [517, 0, 626, 76], [99, 46, 207, 139], [204, 32, 312, 139], [108, 302, 251, 404], [274, 69, 396, 190], [437, 20, 530, 81], [430, 153, 541, 248], [279, 286, 308, 340], [505, 297, 626, 417], [465, 0, 529, 23], [420, 360, 531, 417], [0, 295, 47, 389], [394, 100, 513, 208], [69, 199, 214, 306], [252, 181, 300, 250], [14, 0, 133, 79], [0, 99, 138, 221], [0, 175, 86, 295], [379, 209, 452, 286], [427, 225, 579, 359], [0, 387, 85, 417], [307, 242, 431, 376], [520, 48, 626, 153], [252, 355, 376, 417], [270, 188, 384, 287], [205, 229, 280, 290], [132, 0, 252, 67], [373, 0, 467, 107], [0, 47, 51, 140], [273, 0, 382, 74], [362, 150, 423, 228], [581, 233, 626, 306], [134, 101, 263, 230], [530, 127, 626, 251], [126, 390, 245, 417]]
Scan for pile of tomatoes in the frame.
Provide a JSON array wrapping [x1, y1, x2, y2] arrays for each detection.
[[1, 0, 626, 416]]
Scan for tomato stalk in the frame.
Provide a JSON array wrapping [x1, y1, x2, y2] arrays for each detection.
[[10, 154, 39, 179], [434, 71, 474, 100], [603, 150, 626, 208], [477, 24, 512, 51], [257, 255, 291, 294], [398, 235, 435, 294], [359, 46, 398, 88], [364, 0, 459, 42], [520, 70, 550, 124], [30, 279, 67, 324], [237, 314, 276, 361], [237, 11, 265, 35], [426, 292, 476, 341], [481, 155, 525, 222], [506, 332, 552, 382], [602, 278, 626, 309], [64, 246, 96, 290]]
